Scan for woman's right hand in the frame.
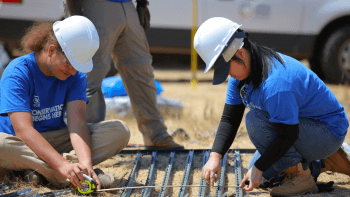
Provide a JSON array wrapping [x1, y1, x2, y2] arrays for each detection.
[[57, 161, 89, 189], [202, 152, 222, 186]]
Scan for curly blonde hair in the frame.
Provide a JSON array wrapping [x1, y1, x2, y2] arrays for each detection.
[[21, 21, 62, 54]]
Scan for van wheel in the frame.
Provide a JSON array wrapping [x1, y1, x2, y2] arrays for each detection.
[[320, 25, 350, 84]]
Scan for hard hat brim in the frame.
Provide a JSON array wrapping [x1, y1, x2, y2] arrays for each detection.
[[203, 24, 241, 74], [212, 56, 231, 85], [64, 51, 93, 73]]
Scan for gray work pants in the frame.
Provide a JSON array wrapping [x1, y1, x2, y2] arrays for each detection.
[[77, 0, 169, 145]]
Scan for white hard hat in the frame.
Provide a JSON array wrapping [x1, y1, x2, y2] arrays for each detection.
[[53, 15, 99, 73], [194, 17, 246, 85]]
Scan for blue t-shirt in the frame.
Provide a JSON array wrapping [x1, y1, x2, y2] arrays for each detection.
[[226, 53, 349, 139], [0, 53, 89, 135], [108, 0, 131, 3]]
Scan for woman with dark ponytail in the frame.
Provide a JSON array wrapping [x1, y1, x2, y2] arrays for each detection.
[[194, 17, 349, 196]]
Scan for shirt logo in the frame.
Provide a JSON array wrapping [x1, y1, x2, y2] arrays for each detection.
[[33, 95, 40, 107]]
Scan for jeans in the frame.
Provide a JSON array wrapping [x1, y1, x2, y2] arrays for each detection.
[[246, 109, 344, 182]]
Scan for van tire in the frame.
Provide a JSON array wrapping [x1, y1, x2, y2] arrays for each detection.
[[320, 25, 350, 84]]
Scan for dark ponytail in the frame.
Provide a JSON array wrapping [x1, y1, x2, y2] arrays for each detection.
[[240, 34, 284, 90]]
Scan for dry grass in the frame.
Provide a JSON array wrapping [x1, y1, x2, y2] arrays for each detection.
[[1, 60, 350, 196]]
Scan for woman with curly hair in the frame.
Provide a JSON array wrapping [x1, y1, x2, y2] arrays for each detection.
[[0, 16, 130, 189]]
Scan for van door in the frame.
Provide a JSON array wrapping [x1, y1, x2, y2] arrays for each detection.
[[0, 0, 64, 21], [202, 0, 305, 57], [203, 0, 304, 33]]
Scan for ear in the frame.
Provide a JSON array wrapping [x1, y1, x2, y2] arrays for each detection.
[[47, 45, 56, 57], [235, 48, 245, 59]]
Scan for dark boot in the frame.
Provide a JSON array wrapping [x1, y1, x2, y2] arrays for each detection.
[[94, 168, 115, 189], [22, 170, 45, 186], [145, 136, 184, 149]]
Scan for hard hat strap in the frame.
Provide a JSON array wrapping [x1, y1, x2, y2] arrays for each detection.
[[52, 33, 58, 40]]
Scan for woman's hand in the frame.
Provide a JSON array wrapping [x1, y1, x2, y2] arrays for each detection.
[[57, 161, 90, 189], [87, 168, 101, 190], [202, 152, 222, 186], [81, 161, 101, 190], [240, 165, 263, 192]]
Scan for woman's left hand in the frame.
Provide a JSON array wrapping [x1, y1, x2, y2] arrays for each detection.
[[81, 161, 101, 190], [239, 165, 263, 192]]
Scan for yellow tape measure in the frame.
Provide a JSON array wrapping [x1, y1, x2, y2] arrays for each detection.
[[76, 173, 98, 194]]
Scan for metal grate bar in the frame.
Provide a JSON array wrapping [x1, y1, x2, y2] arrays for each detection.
[[121, 152, 142, 197], [40, 189, 71, 197], [2, 188, 41, 197], [178, 150, 194, 197], [215, 153, 228, 197], [158, 151, 176, 197], [119, 149, 255, 155], [1, 187, 72, 197], [0, 188, 34, 197], [198, 150, 210, 197], [0, 183, 9, 196], [234, 150, 249, 197], [142, 151, 158, 197]]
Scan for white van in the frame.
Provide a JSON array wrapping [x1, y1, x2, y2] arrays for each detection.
[[1, 0, 350, 83]]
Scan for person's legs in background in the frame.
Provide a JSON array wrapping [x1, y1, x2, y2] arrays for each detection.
[[112, 1, 182, 148], [82, 0, 126, 123], [81, 0, 182, 148]]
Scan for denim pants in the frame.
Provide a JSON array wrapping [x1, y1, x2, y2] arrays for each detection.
[[246, 109, 345, 182]]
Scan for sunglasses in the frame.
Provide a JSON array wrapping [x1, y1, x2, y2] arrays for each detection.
[[58, 53, 73, 67]]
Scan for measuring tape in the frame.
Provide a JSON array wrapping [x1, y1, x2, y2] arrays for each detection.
[[77, 173, 244, 195], [77, 173, 98, 194]]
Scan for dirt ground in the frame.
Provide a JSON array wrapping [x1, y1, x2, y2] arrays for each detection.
[[1, 60, 350, 196]]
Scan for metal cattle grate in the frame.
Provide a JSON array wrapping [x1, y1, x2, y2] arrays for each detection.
[[117, 149, 255, 197], [0, 149, 255, 197]]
